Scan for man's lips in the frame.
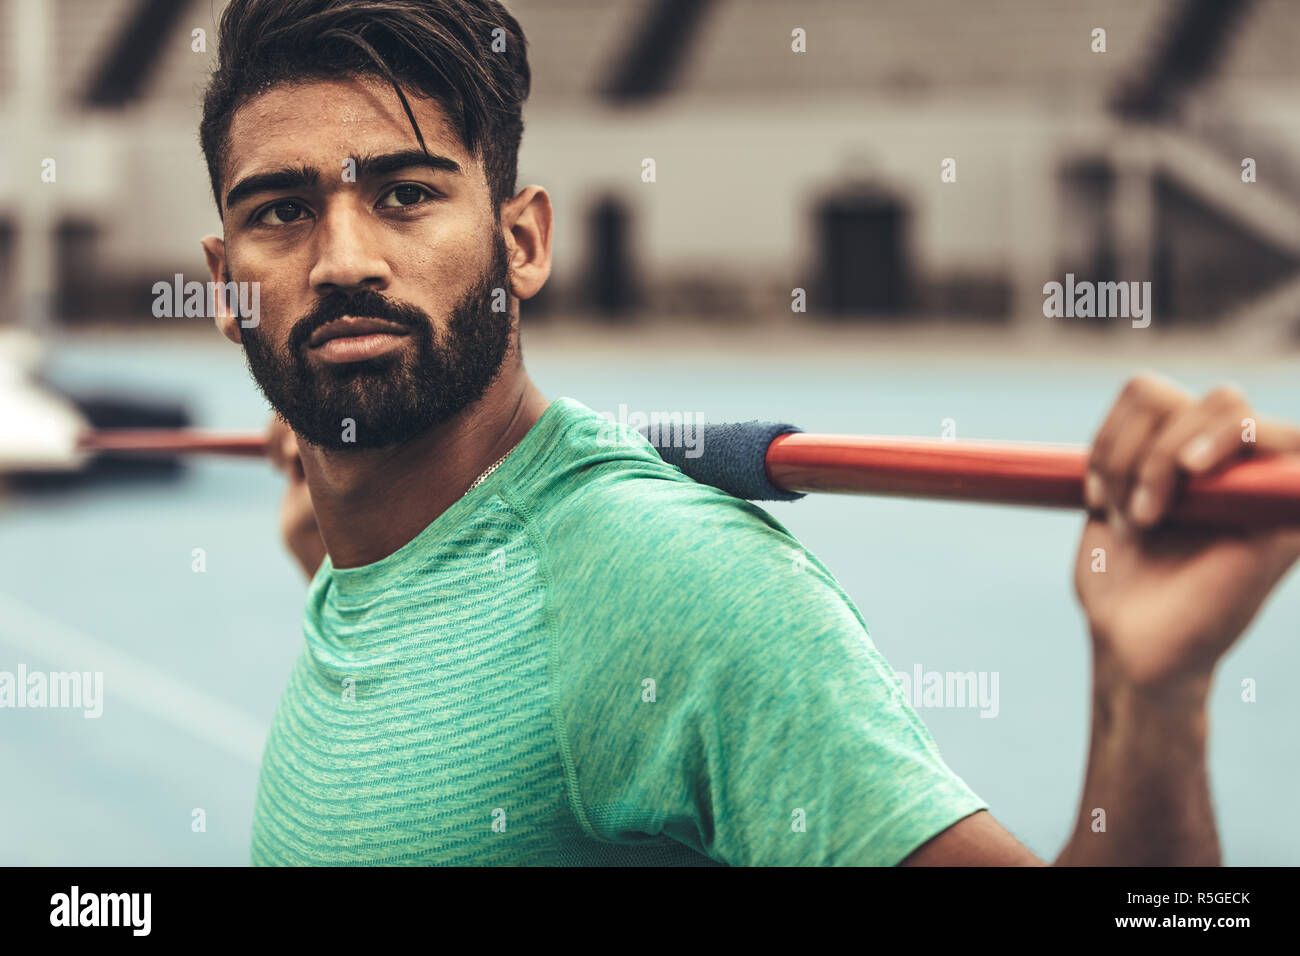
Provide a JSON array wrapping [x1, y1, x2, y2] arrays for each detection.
[[308, 316, 411, 348]]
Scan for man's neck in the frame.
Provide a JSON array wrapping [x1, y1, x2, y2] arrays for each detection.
[[298, 368, 550, 569]]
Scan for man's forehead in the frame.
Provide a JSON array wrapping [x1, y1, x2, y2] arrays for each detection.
[[224, 76, 471, 185]]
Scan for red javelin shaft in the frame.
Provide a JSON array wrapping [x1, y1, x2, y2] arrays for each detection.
[[78, 430, 269, 458], [77, 429, 1300, 529], [766, 433, 1300, 529]]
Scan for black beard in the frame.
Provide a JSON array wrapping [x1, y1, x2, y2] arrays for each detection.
[[239, 232, 512, 451]]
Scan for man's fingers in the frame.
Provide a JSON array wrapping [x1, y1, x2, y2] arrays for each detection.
[[1173, 385, 1253, 474], [1086, 377, 1293, 531], [1130, 386, 1250, 528], [1087, 373, 1190, 523], [1252, 417, 1300, 456], [1099, 405, 1163, 527], [1128, 407, 1206, 528]]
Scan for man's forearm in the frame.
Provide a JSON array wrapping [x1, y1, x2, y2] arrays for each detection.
[[1054, 654, 1217, 866]]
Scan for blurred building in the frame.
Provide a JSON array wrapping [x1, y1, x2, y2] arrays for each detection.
[[1, 0, 1299, 340]]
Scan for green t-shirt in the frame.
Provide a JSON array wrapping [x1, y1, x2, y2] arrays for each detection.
[[250, 397, 987, 865]]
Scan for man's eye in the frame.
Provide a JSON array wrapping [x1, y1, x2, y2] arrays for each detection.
[[257, 200, 309, 226], [378, 184, 434, 208]]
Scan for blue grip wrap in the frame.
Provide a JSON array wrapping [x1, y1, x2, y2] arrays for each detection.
[[640, 421, 806, 502]]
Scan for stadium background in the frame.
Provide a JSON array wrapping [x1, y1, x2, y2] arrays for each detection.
[[1, 0, 1298, 864]]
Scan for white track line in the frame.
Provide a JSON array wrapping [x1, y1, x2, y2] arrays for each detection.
[[0, 592, 267, 766]]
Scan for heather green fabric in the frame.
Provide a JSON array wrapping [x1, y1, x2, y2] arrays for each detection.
[[250, 397, 987, 866]]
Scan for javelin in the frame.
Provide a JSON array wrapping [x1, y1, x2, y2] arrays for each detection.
[[65, 422, 1300, 530]]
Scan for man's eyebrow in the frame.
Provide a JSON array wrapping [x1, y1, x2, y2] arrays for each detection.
[[223, 151, 462, 213], [353, 149, 463, 179], [225, 165, 320, 212]]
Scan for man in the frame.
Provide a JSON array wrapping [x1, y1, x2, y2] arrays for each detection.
[[199, 0, 1300, 865]]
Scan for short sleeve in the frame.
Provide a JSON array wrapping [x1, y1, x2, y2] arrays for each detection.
[[543, 480, 989, 866]]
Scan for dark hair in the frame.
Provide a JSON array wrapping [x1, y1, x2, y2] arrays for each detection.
[[199, 0, 530, 215]]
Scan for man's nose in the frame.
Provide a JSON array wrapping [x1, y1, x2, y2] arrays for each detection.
[[307, 203, 393, 293]]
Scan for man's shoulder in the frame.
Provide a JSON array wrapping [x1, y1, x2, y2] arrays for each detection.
[[499, 399, 863, 644], [526, 462, 865, 650], [539, 462, 799, 571]]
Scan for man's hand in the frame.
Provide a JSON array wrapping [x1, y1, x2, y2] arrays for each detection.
[[267, 416, 326, 580], [906, 373, 1300, 866], [1074, 374, 1300, 690]]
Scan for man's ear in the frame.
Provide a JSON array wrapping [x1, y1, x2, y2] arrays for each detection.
[[500, 186, 553, 301], [200, 234, 242, 345]]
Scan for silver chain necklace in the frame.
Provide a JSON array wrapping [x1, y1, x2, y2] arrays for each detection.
[[465, 450, 511, 495]]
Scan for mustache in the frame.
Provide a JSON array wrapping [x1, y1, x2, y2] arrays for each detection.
[[285, 288, 433, 354]]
